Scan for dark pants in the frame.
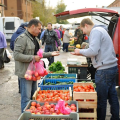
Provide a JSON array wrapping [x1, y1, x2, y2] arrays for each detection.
[[87, 65, 96, 79], [95, 66, 119, 120], [18, 77, 21, 93], [45, 45, 54, 66], [0, 48, 4, 69], [63, 43, 69, 52], [20, 78, 37, 113]]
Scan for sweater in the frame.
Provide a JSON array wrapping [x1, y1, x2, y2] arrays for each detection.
[[0, 32, 7, 49], [63, 31, 71, 43], [80, 26, 117, 70]]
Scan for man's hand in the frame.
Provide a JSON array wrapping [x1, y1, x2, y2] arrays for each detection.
[[34, 55, 41, 62], [51, 51, 60, 56], [71, 49, 82, 56], [42, 45, 44, 49], [58, 46, 61, 51]]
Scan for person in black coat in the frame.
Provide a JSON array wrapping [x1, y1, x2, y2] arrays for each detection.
[[10, 23, 28, 51], [10, 22, 28, 93]]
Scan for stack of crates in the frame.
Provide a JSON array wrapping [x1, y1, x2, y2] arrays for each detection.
[[73, 82, 97, 120], [38, 73, 77, 90]]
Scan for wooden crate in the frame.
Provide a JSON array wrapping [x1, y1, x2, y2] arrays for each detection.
[[32, 87, 72, 102], [73, 82, 97, 120], [79, 108, 97, 120]]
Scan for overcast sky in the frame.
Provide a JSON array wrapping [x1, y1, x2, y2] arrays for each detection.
[[46, 0, 115, 10], [45, 0, 115, 23]]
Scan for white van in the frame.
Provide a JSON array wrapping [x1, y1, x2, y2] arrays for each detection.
[[0, 17, 21, 42]]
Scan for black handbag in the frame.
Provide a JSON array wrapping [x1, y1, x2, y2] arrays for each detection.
[[3, 50, 10, 63]]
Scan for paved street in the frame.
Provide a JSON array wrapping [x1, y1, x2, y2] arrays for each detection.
[[0, 45, 120, 120]]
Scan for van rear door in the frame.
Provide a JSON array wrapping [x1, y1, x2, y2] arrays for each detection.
[[3, 17, 20, 42]]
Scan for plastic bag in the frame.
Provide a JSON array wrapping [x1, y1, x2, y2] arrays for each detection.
[[55, 99, 71, 115], [24, 49, 48, 81], [3, 50, 10, 63], [24, 60, 39, 81], [6, 49, 12, 59], [35, 61, 48, 77], [37, 49, 43, 58], [37, 49, 48, 76]]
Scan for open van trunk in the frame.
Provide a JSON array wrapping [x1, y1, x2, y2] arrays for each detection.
[[54, 8, 120, 86]]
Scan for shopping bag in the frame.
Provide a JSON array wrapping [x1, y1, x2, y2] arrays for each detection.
[[3, 49, 10, 63], [24, 60, 37, 81], [24, 61, 48, 81], [35, 61, 48, 77], [6, 49, 12, 59]]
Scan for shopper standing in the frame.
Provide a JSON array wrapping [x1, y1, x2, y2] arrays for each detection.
[[0, 32, 7, 69], [71, 18, 119, 120], [14, 19, 60, 113], [42, 23, 61, 66], [63, 28, 71, 52]]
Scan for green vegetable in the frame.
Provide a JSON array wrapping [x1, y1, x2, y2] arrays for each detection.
[[49, 61, 65, 72], [44, 81, 74, 85]]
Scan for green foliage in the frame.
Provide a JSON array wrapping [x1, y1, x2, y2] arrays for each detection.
[[49, 61, 65, 72], [55, 0, 69, 24]]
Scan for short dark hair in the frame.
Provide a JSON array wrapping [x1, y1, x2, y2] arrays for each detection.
[[47, 22, 52, 26], [27, 19, 42, 28]]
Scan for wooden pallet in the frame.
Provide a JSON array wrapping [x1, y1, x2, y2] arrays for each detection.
[[73, 82, 97, 120], [32, 87, 72, 103]]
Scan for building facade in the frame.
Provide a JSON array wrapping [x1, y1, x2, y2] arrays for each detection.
[[0, 0, 5, 16], [108, 0, 120, 7], [4, 0, 33, 22]]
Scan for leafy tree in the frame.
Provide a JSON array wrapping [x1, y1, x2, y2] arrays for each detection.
[[32, 0, 56, 26], [55, 0, 69, 24]]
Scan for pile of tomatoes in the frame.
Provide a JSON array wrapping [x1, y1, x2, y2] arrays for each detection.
[[36, 90, 70, 102], [73, 85, 94, 92], [26, 101, 77, 115]]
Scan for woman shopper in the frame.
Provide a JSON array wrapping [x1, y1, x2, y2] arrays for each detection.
[[0, 31, 7, 69], [63, 28, 71, 52]]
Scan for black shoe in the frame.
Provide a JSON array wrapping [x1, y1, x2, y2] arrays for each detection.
[[0, 65, 4, 69]]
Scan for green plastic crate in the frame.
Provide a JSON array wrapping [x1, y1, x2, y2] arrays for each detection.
[[18, 112, 79, 120]]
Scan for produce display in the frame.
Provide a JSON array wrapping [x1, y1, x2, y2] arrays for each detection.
[[36, 90, 70, 102], [76, 44, 81, 48], [69, 38, 74, 45], [73, 85, 94, 92], [44, 81, 74, 85], [25, 101, 77, 115], [48, 75, 75, 79], [49, 61, 65, 73]]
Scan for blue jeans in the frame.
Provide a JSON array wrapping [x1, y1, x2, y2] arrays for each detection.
[[63, 43, 69, 52], [20, 78, 37, 113], [95, 66, 119, 120], [45, 45, 54, 65], [18, 77, 21, 93]]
